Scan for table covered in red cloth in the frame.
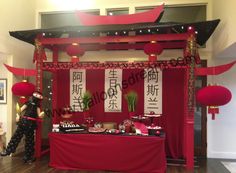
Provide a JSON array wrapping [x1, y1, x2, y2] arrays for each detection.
[[49, 133, 166, 173]]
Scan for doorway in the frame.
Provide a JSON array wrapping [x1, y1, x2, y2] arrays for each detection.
[[194, 60, 207, 158]]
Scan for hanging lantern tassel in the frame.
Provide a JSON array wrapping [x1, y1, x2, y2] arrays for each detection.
[[71, 56, 80, 63], [194, 50, 201, 64], [149, 54, 157, 62], [208, 106, 219, 120], [33, 39, 47, 63], [19, 96, 28, 104]]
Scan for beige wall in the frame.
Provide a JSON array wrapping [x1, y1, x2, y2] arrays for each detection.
[[206, 0, 236, 158], [35, 0, 210, 10], [212, 0, 236, 56], [0, 0, 36, 145], [0, 54, 8, 133]]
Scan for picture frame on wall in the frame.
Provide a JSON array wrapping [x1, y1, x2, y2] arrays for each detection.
[[0, 79, 7, 104]]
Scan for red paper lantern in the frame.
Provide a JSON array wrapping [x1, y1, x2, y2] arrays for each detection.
[[66, 43, 85, 62], [196, 85, 232, 120], [12, 80, 35, 103], [144, 42, 163, 62]]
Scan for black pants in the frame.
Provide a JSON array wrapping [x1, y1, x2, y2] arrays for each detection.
[[5, 122, 35, 160]]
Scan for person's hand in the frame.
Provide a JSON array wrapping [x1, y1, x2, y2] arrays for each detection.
[[38, 111, 45, 118], [16, 113, 20, 122]]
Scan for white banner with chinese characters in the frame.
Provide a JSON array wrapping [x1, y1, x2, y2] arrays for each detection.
[[70, 69, 86, 112], [144, 68, 162, 114], [105, 69, 122, 112]]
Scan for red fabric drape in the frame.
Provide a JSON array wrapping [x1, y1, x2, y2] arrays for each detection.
[[76, 4, 164, 26], [55, 69, 185, 159], [4, 64, 36, 76], [195, 60, 236, 76], [49, 133, 166, 172], [162, 69, 185, 158]]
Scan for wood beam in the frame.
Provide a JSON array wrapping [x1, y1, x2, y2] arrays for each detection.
[[46, 41, 186, 52], [39, 33, 189, 45]]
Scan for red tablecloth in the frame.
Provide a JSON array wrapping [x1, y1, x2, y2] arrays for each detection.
[[49, 133, 166, 173]]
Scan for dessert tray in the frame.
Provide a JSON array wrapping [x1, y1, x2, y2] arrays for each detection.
[[106, 129, 121, 134], [59, 123, 87, 133], [88, 127, 106, 133]]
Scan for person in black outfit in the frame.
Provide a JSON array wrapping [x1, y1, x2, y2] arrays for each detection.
[[0, 91, 44, 163]]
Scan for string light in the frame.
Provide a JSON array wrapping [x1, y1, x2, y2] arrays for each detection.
[[47, 76, 53, 102]]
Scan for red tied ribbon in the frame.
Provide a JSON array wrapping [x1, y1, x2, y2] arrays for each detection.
[[22, 116, 43, 122]]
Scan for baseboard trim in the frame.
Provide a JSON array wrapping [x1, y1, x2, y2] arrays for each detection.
[[208, 151, 236, 159]]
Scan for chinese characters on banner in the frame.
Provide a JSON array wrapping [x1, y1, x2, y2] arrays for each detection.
[[144, 68, 162, 114], [105, 69, 122, 112], [70, 69, 86, 112]]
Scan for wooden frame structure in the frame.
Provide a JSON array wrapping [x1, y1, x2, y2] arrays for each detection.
[[8, 5, 220, 170]]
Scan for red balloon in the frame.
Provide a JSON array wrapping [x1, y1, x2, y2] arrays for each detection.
[[144, 42, 163, 55], [196, 85, 232, 106], [66, 44, 85, 57], [12, 81, 35, 96]]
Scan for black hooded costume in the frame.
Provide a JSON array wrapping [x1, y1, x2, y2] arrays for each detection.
[[0, 92, 43, 163]]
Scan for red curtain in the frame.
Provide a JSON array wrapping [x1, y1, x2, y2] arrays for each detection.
[[162, 69, 185, 158], [55, 68, 185, 159]]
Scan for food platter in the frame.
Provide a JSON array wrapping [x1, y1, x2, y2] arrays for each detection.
[[59, 122, 87, 133], [88, 127, 106, 133], [146, 125, 162, 130], [106, 129, 121, 135], [146, 125, 162, 135], [131, 116, 149, 121]]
